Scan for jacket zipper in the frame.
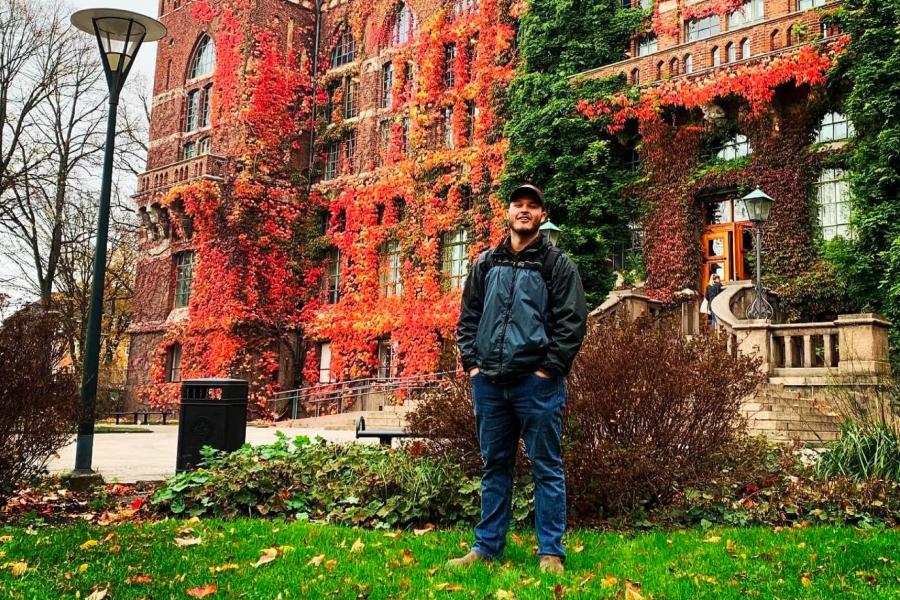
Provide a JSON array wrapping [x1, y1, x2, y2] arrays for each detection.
[[496, 264, 519, 377]]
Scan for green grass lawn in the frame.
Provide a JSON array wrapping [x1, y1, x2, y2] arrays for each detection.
[[1, 520, 897, 599]]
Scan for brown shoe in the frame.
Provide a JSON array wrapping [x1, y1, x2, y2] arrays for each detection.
[[539, 555, 564, 575], [446, 550, 488, 569]]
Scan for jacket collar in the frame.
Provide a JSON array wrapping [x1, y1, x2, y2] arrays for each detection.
[[495, 233, 549, 260]]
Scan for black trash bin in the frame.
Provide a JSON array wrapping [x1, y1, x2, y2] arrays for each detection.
[[176, 378, 248, 472]]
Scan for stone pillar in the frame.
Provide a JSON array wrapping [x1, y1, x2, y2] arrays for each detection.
[[836, 314, 892, 375], [733, 320, 773, 375]]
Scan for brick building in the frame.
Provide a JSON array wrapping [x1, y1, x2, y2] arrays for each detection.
[[578, 0, 848, 290], [126, 0, 513, 409], [126, 0, 855, 412], [126, 0, 315, 405]]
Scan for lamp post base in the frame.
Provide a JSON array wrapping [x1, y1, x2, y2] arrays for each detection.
[[61, 470, 105, 492]]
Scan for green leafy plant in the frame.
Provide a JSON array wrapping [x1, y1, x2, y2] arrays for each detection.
[[152, 433, 534, 528], [816, 422, 900, 481]]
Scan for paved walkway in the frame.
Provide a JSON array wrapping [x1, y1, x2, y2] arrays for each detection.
[[48, 425, 377, 483]]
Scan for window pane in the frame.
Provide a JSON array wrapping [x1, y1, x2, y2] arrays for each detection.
[[381, 62, 393, 109], [190, 36, 215, 79], [174, 251, 195, 308]]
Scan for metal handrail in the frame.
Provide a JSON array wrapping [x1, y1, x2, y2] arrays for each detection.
[[270, 371, 458, 419]]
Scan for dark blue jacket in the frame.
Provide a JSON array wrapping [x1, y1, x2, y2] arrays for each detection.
[[456, 235, 587, 382]]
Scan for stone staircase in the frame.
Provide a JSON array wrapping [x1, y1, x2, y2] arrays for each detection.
[[742, 383, 842, 445], [280, 404, 417, 431]]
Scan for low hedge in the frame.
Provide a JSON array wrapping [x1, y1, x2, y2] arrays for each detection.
[[152, 433, 533, 529]]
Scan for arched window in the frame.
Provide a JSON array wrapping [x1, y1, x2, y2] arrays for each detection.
[[816, 111, 855, 143], [630, 67, 640, 84], [669, 57, 679, 76], [655, 60, 664, 80], [330, 28, 356, 67], [683, 54, 693, 74], [715, 133, 751, 160], [711, 46, 720, 67], [741, 38, 751, 59], [726, 42, 736, 63], [189, 35, 215, 79], [770, 29, 780, 51], [387, 3, 417, 47]]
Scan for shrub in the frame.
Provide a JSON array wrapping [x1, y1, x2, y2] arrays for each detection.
[[152, 433, 535, 528], [565, 318, 763, 517], [0, 306, 78, 501], [408, 318, 764, 519], [406, 376, 535, 478]]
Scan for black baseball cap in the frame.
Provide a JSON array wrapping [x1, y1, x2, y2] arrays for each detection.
[[508, 183, 545, 207]]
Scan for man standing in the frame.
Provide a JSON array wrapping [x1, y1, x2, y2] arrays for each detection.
[[449, 184, 587, 574]]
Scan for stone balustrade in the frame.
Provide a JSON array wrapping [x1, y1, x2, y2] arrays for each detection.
[[712, 281, 891, 380], [135, 153, 227, 198]]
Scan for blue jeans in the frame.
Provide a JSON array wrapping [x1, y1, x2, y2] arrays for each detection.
[[470, 372, 568, 560]]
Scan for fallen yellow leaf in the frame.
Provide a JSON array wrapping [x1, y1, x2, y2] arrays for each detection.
[[174, 537, 203, 547], [413, 524, 435, 536], [186, 583, 217, 598], [350, 538, 365, 553], [625, 581, 644, 600], [0, 535, 12, 543], [79, 539, 99, 550], [77, 563, 89, 575], [86, 588, 109, 600], [495, 590, 516, 599], [601, 574, 618, 588], [254, 547, 279, 568], [9, 561, 27, 577], [801, 575, 812, 587], [209, 563, 239, 573], [572, 544, 585, 553], [704, 536, 721, 543], [434, 582, 464, 591], [306, 554, 325, 567]]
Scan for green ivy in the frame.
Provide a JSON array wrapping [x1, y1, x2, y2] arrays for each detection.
[[502, 0, 644, 306], [833, 0, 900, 367]]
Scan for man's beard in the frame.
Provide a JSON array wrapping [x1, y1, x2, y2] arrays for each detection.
[[509, 217, 540, 237]]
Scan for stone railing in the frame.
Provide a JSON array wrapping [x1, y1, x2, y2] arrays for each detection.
[[589, 287, 702, 336], [135, 153, 228, 198], [712, 282, 891, 380]]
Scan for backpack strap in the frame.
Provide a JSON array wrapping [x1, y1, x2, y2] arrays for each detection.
[[478, 248, 496, 292], [541, 246, 562, 289]]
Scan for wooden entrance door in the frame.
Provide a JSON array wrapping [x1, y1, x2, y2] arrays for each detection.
[[701, 195, 753, 293]]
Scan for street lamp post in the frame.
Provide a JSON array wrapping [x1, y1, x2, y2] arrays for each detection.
[[741, 188, 774, 320], [69, 10, 166, 475], [540, 220, 561, 247]]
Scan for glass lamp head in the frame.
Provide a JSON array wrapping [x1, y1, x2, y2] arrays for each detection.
[[741, 188, 774, 224], [71, 9, 166, 91], [539, 220, 561, 247]]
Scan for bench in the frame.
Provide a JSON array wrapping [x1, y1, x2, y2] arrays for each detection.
[[354, 416, 417, 446], [112, 410, 174, 425]]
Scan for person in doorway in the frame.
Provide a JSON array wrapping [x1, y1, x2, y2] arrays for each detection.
[[705, 273, 723, 330], [449, 183, 587, 575]]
